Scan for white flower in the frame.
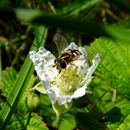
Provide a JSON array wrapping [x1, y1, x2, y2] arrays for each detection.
[[30, 42, 100, 106]]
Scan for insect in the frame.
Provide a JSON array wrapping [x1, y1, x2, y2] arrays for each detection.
[[53, 33, 82, 73]]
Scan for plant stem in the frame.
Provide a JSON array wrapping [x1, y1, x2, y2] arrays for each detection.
[[89, 87, 111, 112], [55, 113, 63, 128]]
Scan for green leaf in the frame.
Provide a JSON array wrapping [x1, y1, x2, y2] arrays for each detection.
[[116, 99, 130, 117], [105, 107, 123, 130], [88, 77, 115, 113], [105, 99, 130, 130], [6, 115, 24, 130], [89, 78, 130, 130], [87, 38, 130, 99], [59, 114, 76, 130], [27, 113, 49, 130], [1, 67, 17, 96], [118, 105, 130, 130], [58, 0, 101, 16], [40, 94, 56, 124], [118, 114, 130, 130], [75, 110, 106, 130], [6, 113, 49, 130], [16, 75, 37, 113], [0, 26, 48, 129]]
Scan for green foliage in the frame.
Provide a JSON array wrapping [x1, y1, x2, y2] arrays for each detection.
[[1, 0, 130, 130], [58, 0, 101, 16], [103, 99, 130, 130], [0, 0, 8, 8], [1, 67, 17, 96], [86, 38, 130, 129], [59, 114, 76, 130], [0, 26, 48, 129], [76, 111, 106, 130], [27, 113, 49, 130], [88, 77, 115, 112], [87, 38, 130, 99], [118, 114, 130, 130], [104, 107, 123, 129], [7, 119, 23, 130], [6, 113, 49, 130], [39, 94, 56, 126], [16, 75, 37, 113]]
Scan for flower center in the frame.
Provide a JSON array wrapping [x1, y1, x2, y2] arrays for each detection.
[[55, 64, 84, 95]]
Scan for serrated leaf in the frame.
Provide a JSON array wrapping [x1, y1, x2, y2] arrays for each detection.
[[6, 115, 24, 130], [118, 114, 130, 130], [1, 67, 17, 96], [6, 113, 49, 130], [27, 113, 49, 130], [106, 100, 130, 130], [87, 38, 130, 99]]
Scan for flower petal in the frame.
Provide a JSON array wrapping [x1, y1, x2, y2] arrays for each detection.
[[81, 53, 100, 86], [30, 47, 58, 81], [72, 86, 86, 98], [57, 95, 72, 105], [30, 43, 100, 107], [64, 42, 78, 51]]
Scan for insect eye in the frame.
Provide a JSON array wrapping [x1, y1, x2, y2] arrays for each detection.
[[60, 61, 66, 69]]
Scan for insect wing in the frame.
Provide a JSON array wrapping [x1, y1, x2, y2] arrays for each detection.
[[53, 33, 68, 54]]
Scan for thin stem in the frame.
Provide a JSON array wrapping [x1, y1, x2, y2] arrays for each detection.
[[106, 8, 121, 21], [55, 113, 63, 128], [89, 87, 111, 112]]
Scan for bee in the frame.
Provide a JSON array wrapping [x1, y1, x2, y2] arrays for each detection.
[[53, 33, 82, 73]]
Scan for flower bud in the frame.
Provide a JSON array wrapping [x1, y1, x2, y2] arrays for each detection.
[[26, 93, 40, 112]]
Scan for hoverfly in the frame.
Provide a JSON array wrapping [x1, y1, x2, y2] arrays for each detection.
[[53, 33, 82, 73]]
